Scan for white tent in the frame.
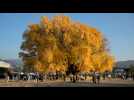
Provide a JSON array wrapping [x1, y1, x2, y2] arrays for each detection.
[[0, 61, 11, 68]]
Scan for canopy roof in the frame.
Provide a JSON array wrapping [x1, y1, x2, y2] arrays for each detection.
[[0, 61, 11, 68]]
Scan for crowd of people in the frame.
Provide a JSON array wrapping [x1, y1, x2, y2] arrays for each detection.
[[8, 71, 65, 82], [8, 72, 44, 81], [68, 72, 105, 84], [114, 72, 134, 80], [5, 71, 134, 83]]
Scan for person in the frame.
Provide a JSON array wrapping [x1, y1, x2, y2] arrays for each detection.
[[4, 73, 9, 82], [39, 73, 43, 82], [27, 73, 30, 80], [73, 75, 76, 83], [48, 72, 51, 80], [92, 72, 96, 84], [56, 72, 58, 80], [19, 72, 23, 80], [119, 72, 122, 79], [96, 72, 100, 84], [76, 74, 79, 81], [33, 73, 36, 81], [36, 72, 39, 82], [122, 73, 125, 80], [63, 73, 66, 82], [123, 72, 127, 80], [108, 74, 111, 80], [85, 73, 87, 80], [44, 73, 47, 80], [41, 73, 44, 81], [70, 74, 73, 82], [23, 73, 28, 81], [132, 73, 134, 81], [103, 73, 105, 80]]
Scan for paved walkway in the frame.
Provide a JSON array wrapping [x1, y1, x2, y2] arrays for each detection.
[[0, 79, 134, 87]]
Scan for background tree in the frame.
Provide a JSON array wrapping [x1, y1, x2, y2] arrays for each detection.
[[19, 15, 115, 74]]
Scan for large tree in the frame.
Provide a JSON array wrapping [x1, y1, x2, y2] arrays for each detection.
[[19, 15, 115, 73]]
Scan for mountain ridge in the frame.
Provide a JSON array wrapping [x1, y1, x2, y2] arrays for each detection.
[[1, 58, 134, 69]]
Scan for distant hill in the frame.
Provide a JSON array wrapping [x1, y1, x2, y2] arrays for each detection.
[[5, 59, 23, 67], [6, 59, 134, 69], [3, 59, 23, 71], [115, 60, 134, 69], [1, 58, 134, 70]]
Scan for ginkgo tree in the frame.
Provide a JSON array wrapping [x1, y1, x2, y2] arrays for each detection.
[[19, 15, 115, 74]]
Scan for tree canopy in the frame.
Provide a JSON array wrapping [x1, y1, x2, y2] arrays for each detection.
[[19, 15, 115, 73]]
